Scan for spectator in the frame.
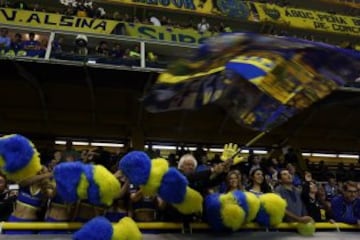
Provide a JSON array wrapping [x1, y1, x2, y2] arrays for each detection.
[[323, 173, 339, 201], [149, 14, 161, 26], [197, 17, 210, 34], [51, 38, 63, 55], [178, 153, 228, 196], [248, 155, 262, 175], [91, 3, 106, 19], [331, 181, 360, 225], [96, 41, 110, 56], [74, 34, 88, 56], [22, 32, 40, 51], [10, 33, 24, 56], [224, 170, 243, 193], [129, 185, 164, 222], [247, 168, 272, 196], [284, 148, 298, 165], [48, 151, 63, 171], [13, 0, 28, 9], [129, 45, 140, 59], [336, 163, 347, 182], [0, 28, 11, 51], [301, 179, 326, 222], [286, 163, 302, 187], [275, 169, 313, 223]]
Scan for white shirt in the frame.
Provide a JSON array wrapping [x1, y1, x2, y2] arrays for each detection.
[[150, 16, 161, 26]]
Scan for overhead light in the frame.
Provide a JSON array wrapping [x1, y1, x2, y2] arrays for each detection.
[[72, 141, 89, 146], [145, 145, 176, 150], [302, 153, 312, 157], [240, 149, 249, 154], [55, 140, 66, 145], [208, 148, 223, 153], [312, 153, 337, 158], [187, 147, 197, 151], [338, 154, 358, 159], [90, 142, 124, 147], [88, 60, 96, 64], [253, 150, 268, 154]]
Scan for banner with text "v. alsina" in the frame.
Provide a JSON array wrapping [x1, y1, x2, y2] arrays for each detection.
[[110, 0, 251, 19], [0, 8, 120, 34], [253, 3, 360, 36]]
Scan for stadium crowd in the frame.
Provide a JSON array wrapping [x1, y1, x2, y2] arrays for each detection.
[[1, 141, 359, 233]]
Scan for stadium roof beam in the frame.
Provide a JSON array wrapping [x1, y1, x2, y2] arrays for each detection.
[[13, 61, 49, 127], [84, 67, 97, 132]]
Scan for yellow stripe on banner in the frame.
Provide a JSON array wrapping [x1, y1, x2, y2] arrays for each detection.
[[1, 222, 358, 230], [158, 66, 225, 84]]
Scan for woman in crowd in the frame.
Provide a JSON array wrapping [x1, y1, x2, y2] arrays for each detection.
[[301, 180, 323, 222], [224, 170, 243, 193], [246, 168, 272, 196]]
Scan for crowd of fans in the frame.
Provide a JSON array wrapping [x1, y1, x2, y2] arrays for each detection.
[[0, 29, 46, 57], [1, 142, 359, 231]]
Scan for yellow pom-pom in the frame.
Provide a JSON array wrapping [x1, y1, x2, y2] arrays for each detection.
[[173, 187, 203, 214], [112, 217, 142, 240], [297, 221, 316, 236], [244, 191, 260, 223], [140, 158, 169, 196], [220, 203, 246, 230], [77, 173, 89, 200], [219, 191, 237, 205], [93, 165, 121, 206], [259, 193, 287, 226]]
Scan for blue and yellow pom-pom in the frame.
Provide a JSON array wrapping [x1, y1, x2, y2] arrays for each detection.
[[255, 193, 287, 227], [54, 162, 87, 203], [119, 151, 151, 186], [73, 216, 142, 240], [205, 191, 247, 232], [54, 162, 120, 206], [0, 134, 42, 182], [119, 151, 203, 215]]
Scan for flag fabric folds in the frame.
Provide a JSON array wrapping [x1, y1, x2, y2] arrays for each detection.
[[143, 33, 360, 132]]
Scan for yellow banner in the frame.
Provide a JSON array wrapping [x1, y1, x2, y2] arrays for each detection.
[[124, 22, 213, 44], [110, 0, 251, 19], [0, 8, 119, 34], [253, 3, 360, 36]]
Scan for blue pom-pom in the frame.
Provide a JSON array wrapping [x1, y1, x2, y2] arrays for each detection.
[[256, 205, 270, 227], [204, 194, 226, 232], [73, 217, 113, 240], [158, 168, 188, 203], [54, 162, 84, 203], [119, 151, 151, 186], [232, 190, 249, 217], [83, 164, 101, 206], [0, 134, 35, 172]]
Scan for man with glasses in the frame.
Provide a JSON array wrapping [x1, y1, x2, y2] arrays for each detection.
[[331, 181, 360, 226]]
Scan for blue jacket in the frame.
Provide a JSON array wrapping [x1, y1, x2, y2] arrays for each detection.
[[331, 195, 360, 224]]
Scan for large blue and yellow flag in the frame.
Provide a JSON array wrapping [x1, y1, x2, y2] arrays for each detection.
[[144, 33, 360, 131]]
